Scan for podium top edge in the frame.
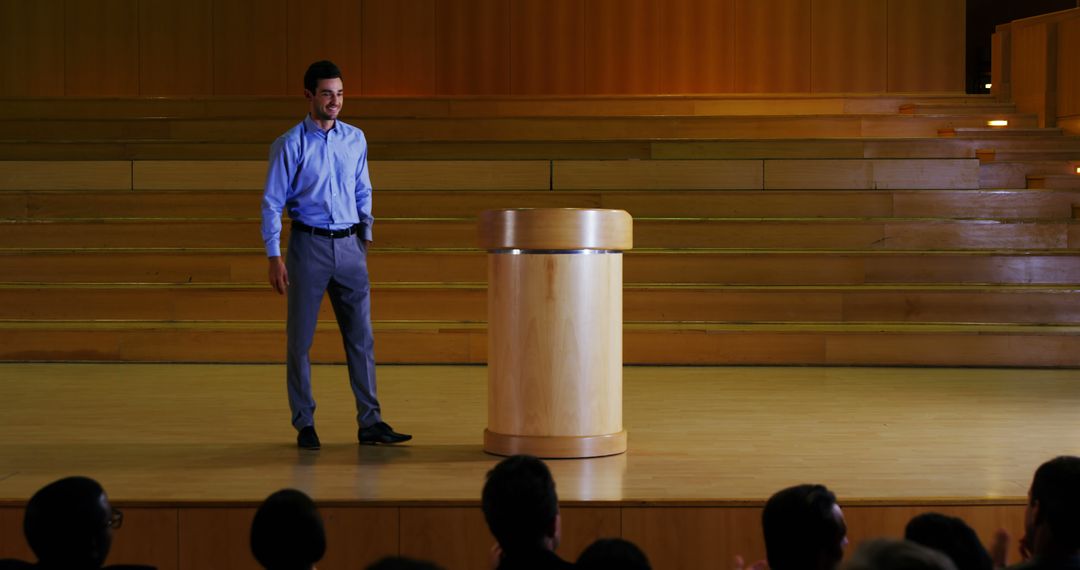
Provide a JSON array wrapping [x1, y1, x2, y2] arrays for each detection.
[[478, 208, 634, 251]]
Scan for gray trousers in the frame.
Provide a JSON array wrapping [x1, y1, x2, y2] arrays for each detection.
[[286, 229, 382, 430]]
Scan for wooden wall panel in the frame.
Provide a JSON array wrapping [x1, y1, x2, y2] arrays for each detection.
[[64, 0, 139, 96], [361, 0, 436, 95], [1058, 15, 1080, 119], [622, 507, 765, 570], [286, 0, 363, 98], [1012, 22, 1052, 127], [659, 0, 736, 93], [887, 0, 966, 92], [812, 0, 887, 92], [584, 0, 661, 94], [734, 0, 811, 93], [212, 0, 288, 95], [510, 0, 584, 94], [139, 0, 213, 95], [0, 507, 31, 559], [0, 0, 65, 96], [842, 505, 1026, 556], [320, 507, 399, 569], [398, 507, 492, 570], [178, 508, 259, 570], [109, 507, 179, 570], [436, 0, 509, 95]]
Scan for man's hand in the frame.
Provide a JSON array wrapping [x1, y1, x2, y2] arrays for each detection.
[[268, 256, 289, 294]]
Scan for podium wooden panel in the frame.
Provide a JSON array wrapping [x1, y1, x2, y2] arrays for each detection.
[[479, 209, 632, 458]]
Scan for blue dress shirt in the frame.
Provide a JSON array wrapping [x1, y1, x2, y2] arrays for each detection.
[[261, 115, 374, 258]]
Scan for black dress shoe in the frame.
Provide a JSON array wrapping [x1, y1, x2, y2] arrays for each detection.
[[358, 422, 412, 445], [297, 425, 321, 450]]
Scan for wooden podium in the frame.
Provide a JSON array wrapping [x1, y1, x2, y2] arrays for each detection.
[[479, 209, 632, 459]]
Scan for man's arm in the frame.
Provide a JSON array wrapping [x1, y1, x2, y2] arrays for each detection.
[[354, 132, 374, 244], [262, 137, 292, 294]]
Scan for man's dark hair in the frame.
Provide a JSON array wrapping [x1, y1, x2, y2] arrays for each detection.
[[23, 476, 113, 569], [481, 455, 559, 552], [250, 489, 326, 570], [304, 60, 342, 95], [577, 538, 651, 570], [1029, 455, 1080, 550], [845, 539, 958, 570], [905, 513, 992, 570], [762, 484, 846, 570]]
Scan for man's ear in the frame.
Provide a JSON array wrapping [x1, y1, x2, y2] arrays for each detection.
[[303, 89, 313, 101]]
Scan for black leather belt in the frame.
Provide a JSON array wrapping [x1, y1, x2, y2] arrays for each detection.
[[291, 221, 358, 238]]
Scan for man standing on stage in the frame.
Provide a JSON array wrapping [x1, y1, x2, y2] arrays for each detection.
[[261, 60, 411, 450]]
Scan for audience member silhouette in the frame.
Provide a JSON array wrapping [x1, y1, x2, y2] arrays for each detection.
[[8, 476, 151, 570], [845, 539, 958, 570], [1009, 456, 1080, 570], [250, 489, 326, 570], [481, 455, 573, 570], [577, 538, 651, 570], [762, 484, 849, 570], [905, 513, 993, 570]]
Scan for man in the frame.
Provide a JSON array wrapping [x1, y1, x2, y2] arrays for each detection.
[[250, 489, 325, 570], [1010, 456, 1080, 570], [761, 484, 848, 570], [19, 476, 138, 570], [481, 455, 574, 570], [261, 60, 410, 449]]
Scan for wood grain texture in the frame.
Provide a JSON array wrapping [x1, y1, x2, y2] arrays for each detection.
[[64, 0, 139, 96], [178, 508, 258, 570], [0, 161, 131, 191], [1011, 22, 1051, 127], [320, 507, 400, 569], [108, 508, 179, 570], [212, 0, 288, 95], [139, 0, 213, 95], [0, 0, 65, 96], [659, 0, 736, 93], [622, 507, 765, 570], [361, 0, 436, 95], [733, 0, 811, 93], [553, 160, 764, 190], [812, 0, 887, 93], [286, 0, 364, 98], [436, 0, 510, 95], [1058, 14, 1080, 119], [584, 0, 661, 94], [509, 0, 585, 94], [887, 0, 966, 92]]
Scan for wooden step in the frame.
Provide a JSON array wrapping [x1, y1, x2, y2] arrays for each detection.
[[1, 217, 1075, 250], [3, 283, 1078, 325], [0, 115, 1043, 143], [5, 190, 1076, 221], [900, 103, 1017, 115], [1028, 174, 1080, 190], [941, 127, 1066, 138], [5, 249, 1080, 286], [0, 319, 1076, 366], [0, 95, 1008, 120]]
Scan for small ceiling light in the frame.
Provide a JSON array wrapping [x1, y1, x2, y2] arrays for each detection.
[[985, 83, 993, 89], [988, 119, 1008, 127], [1075, 166, 1080, 174]]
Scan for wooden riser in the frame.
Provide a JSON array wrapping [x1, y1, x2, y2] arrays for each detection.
[[4, 137, 1077, 162], [0, 158, 981, 192], [1, 219, 1075, 250], [0, 95, 1005, 120], [0, 115, 1042, 143], [6, 250, 1080, 286], [1, 321, 1077, 366], [4, 190, 1077, 221], [1028, 174, 1080, 190], [3, 285, 1079, 325]]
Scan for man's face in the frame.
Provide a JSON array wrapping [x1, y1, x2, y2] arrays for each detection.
[[306, 77, 343, 122]]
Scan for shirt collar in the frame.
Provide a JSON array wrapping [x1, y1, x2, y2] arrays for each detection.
[[303, 114, 338, 138]]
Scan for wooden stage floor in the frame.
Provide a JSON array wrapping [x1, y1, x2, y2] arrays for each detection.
[[1, 363, 1077, 506]]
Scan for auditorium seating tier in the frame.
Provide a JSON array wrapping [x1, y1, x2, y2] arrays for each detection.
[[2, 95, 1078, 366]]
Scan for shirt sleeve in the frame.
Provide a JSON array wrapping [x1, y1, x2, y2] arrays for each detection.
[[261, 136, 292, 258], [354, 132, 374, 242]]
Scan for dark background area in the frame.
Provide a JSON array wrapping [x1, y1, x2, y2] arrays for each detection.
[[967, 0, 1078, 93]]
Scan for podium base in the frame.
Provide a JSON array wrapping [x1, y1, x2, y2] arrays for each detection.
[[483, 429, 627, 459]]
